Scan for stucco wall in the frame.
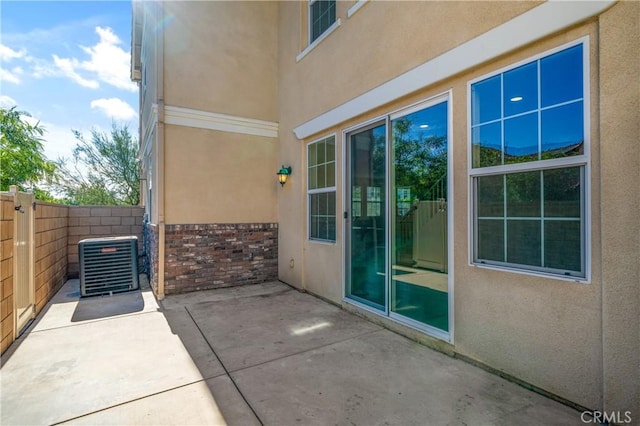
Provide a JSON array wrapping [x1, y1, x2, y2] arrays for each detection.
[[277, 0, 638, 415], [163, 125, 278, 225], [1, 195, 15, 354], [598, 1, 640, 417], [163, 0, 278, 122]]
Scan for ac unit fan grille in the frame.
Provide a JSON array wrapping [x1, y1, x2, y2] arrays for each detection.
[[79, 237, 139, 297]]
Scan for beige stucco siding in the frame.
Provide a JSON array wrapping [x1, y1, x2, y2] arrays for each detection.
[[163, 1, 278, 122], [598, 1, 640, 417], [282, 1, 539, 131], [279, 0, 638, 413], [452, 22, 603, 410], [164, 124, 277, 225]]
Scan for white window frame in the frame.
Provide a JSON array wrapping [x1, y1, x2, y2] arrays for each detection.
[[467, 37, 591, 283], [308, 0, 337, 44], [298, 1, 340, 62], [308, 134, 337, 243]]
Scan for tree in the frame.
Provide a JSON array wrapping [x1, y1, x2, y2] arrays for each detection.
[[0, 107, 57, 201], [55, 124, 140, 205]]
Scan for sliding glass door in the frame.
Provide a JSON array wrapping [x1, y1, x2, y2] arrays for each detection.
[[390, 100, 449, 332], [345, 96, 450, 335], [346, 122, 387, 310]]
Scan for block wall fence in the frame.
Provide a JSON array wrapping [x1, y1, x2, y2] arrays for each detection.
[[1, 195, 15, 354], [0, 195, 144, 355]]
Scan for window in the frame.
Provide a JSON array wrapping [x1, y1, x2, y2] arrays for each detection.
[[469, 41, 588, 279], [308, 135, 336, 242], [309, 0, 336, 43]]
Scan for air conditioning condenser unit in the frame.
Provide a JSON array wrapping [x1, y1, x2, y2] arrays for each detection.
[[79, 236, 139, 297]]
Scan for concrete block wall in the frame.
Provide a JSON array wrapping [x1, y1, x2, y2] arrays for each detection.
[[67, 206, 145, 277], [163, 223, 278, 294], [0, 195, 14, 354], [34, 203, 69, 313]]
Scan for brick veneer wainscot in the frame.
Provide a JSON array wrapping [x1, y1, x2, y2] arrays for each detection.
[[164, 223, 277, 294]]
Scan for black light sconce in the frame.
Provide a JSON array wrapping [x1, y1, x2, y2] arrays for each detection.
[[277, 165, 292, 187]]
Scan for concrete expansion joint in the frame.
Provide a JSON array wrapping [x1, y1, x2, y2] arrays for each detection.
[[184, 306, 265, 426], [49, 379, 214, 426]]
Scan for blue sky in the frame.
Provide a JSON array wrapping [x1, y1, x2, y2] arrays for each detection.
[[1, 1, 138, 161]]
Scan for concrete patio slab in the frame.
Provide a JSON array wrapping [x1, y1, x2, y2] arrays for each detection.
[[1, 279, 585, 425], [0, 279, 229, 426], [31, 278, 160, 332], [185, 287, 382, 371], [230, 329, 582, 425], [167, 281, 584, 425], [59, 376, 259, 426]]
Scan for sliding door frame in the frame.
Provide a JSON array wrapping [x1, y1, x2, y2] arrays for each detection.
[[341, 91, 454, 343]]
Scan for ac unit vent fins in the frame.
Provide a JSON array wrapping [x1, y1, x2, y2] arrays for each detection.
[[79, 236, 139, 297]]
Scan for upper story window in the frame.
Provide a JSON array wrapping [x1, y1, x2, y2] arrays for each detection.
[[309, 0, 336, 43], [469, 40, 589, 280], [308, 135, 336, 242]]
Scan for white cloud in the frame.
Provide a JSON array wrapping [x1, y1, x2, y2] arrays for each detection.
[[90, 97, 137, 120], [52, 26, 137, 92], [0, 95, 17, 108], [52, 55, 99, 89], [0, 44, 26, 61], [0, 67, 22, 84]]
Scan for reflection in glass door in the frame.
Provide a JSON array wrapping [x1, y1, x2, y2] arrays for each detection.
[[345, 96, 450, 335], [346, 122, 387, 310], [390, 101, 449, 331]]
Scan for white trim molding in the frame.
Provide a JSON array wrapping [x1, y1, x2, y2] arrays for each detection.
[[297, 18, 341, 63], [164, 105, 279, 138], [347, 0, 368, 18], [293, 0, 615, 139]]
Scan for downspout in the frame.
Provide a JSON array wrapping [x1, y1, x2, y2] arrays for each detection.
[[156, 1, 166, 299]]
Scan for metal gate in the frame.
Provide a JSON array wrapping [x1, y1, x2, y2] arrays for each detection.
[[12, 188, 35, 335]]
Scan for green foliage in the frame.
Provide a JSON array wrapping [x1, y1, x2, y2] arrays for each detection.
[[0, 107, 57, 199], [392, 117, 447, 202], [54, 124, 140, 205]]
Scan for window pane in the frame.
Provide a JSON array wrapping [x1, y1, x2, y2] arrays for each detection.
[[310, 0, 335, 42], [471, 75, 501, 124], [506, 171, 540, 217], [317, 140, 326, 164], [309, 143, 317, 167], [318, 192, 328, 214], [541, 102, 584, 159], [477, 175, 504, 217], [541, 44, 583, 107], [326, 161, 335, 187], [504, 112, 538, 164], [327, 216, 336, 241], [326, 137, 335, 162], [328, 191, 336, 215], [503, 62, 538, 117], [544, 167, 580, 217], [318, 217, 328, 240], [317, 164, 326, 188], [545, 220, 581, 272], [309, 166, 317, 190], [507, 220, 541, 266], [310, 215, 319, 239], [472, 122, 501, 168], [478, 219, 504, 262]]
